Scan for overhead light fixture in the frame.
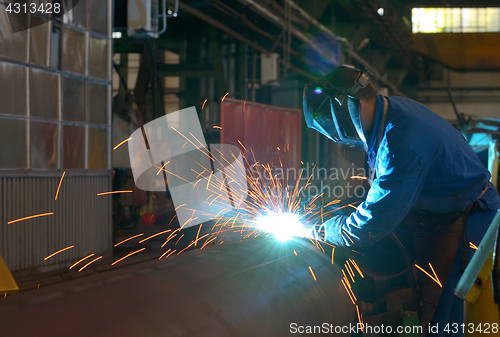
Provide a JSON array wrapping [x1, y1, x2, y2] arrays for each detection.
[[112, 31, 122, 39], [377, 8, 384, 16]]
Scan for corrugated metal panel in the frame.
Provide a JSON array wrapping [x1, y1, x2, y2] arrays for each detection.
[[0, 174, 112, 271], [221, 98, 303, 173]]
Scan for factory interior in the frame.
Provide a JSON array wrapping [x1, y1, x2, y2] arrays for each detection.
[[1, 0, 500, 336]]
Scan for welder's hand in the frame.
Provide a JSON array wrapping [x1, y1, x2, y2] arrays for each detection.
[[309, 223, 324, 241], [309, 215, 346, 247]]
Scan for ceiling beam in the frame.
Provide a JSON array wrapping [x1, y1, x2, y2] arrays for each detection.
[[178, 1, 319, 81]]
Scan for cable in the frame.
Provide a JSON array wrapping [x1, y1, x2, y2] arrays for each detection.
[[390, 232, 422, 321]]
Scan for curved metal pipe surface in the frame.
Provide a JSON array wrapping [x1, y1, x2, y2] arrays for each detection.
[[1, 237, 355, 336]]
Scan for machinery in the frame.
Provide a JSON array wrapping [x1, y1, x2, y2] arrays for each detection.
[[0, 254, 19, 296], [455, 212, 500, 335]]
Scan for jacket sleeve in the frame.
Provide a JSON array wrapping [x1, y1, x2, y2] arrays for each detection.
[[339, 146, 428, 247]]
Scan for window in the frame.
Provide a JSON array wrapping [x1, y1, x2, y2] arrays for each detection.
[[31, 121, 58, 169], [0, 0, 111, 170], [412, 7, 500, 33], [30, 68, 59, 119], [0, 62, 27, 116], [0, 119, 27, 169], [62, 75, 87, 122]]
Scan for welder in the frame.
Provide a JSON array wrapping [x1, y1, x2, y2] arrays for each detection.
[[304, 65, 500, 336]]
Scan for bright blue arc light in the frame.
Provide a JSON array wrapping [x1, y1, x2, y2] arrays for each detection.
[[254, 212, 309, 241]]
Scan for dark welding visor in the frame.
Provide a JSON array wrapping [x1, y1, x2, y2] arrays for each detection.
[[302, 68, 372, 151], [303, 84, 367, 150]]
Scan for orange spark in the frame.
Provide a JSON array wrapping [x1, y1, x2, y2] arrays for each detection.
[[195, 224, 202, 246], [345, 264, 355, 283], [356, 305, 364, 332], [469, 242, 478, 250], [415, 264, 434, 281], [293, 250, 297, 256], [428, 263, 443, 287], [97, 190, 133, 196], [202, 99, 207, 110], [325, 200, 341, 207], [44, 245, 75, 260], [54, 171, 66, 200], [138, 230, 171, 243], [346, 261, 356, 280], [113, 138, 132, 150], [159, 249, 171, 260], [111, 248, 146, 266], [331, 247, 335, 264], [350, 175, 367, 180], [70, 254, 95, 269], [415, 263, 442, 288], [201, 236, 217, 249], [206, 174, 213, 190], [213, 126, 222, 130], [8, 212, 54, 225], [114, 233, 144, 247], [175, 234, 185, 245], [177, 241, 195, 255], [156, 161, 170, 175], [243, 101, 246, 112], [181, 217, 198, 228], [349, 259, 364, 278], [165, 249, 176, 258], [238, 140, 247, 151], [221, 93, 229, 101], [190, 234, 209, 247], [167, 214, 178, 227], [343, 230, 355, 244], [309, 266, 317, 281], [175, 204, 186, 211], [78, 256, 103, 272], [162, 228, 180, 247], [341, 279, 356, 305], [342, 270, 350, 286]]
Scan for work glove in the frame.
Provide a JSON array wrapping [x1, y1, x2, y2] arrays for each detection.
[[309, 215, 346, 247]]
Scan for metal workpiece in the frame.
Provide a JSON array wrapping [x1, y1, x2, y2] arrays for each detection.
[[1, 237, 355, 337]]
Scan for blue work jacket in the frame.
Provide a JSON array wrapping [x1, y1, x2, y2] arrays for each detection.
[[341, 95, 500, 247]]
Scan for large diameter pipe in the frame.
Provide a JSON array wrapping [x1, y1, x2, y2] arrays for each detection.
[[1, 237, 355, 336]]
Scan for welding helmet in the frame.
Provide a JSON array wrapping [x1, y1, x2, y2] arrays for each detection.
[[303, 66, 372, 151]]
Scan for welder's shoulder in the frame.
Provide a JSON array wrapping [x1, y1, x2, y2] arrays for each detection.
[[383, 96, 458, 159]]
